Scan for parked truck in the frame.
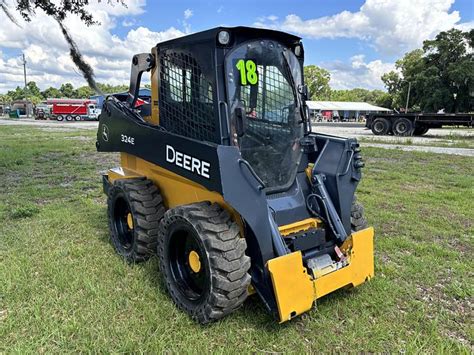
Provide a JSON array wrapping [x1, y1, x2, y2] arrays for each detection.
[[366, 112, 473, 136], [46, 99, 99, 121]]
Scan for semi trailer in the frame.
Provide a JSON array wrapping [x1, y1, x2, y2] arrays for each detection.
[[366, 112, 473, 136]]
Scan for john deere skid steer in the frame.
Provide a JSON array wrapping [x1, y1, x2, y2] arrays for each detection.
[[96, 27, 374, 323]]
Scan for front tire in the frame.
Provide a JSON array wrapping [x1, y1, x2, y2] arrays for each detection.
[[158, 202, 251, 324], [107, 178, 165, 262]]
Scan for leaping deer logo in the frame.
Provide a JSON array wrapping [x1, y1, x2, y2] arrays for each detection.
[[102, 125, 109, 142]]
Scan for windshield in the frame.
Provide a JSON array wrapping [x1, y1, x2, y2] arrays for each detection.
[[226, 40, 304, 192]]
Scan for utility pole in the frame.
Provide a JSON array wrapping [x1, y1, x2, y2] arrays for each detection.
[[405, 81, 411, 113], [21, 53, 29, 117]]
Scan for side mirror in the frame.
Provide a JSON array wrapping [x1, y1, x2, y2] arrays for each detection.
[[235, 107, 246, 137]]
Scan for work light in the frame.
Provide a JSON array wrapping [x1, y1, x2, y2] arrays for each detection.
[[217, 30, 230, 45]]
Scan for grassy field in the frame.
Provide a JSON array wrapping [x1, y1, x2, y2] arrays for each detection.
[[0, 125, 472, 353], [358, 128, 474, 149]]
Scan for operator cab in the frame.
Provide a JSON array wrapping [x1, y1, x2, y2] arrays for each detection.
[[150, 27, 308, 195]]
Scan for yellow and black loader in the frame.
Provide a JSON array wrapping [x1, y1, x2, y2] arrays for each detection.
[[96, 27, 374, 323]]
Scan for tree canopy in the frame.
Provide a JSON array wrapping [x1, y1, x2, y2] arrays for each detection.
[[0, 81, 130, 104], [304, 65, 331, 100], [381, 28, 473, 113]]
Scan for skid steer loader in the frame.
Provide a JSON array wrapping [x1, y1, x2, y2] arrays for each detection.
[[96, 27, 374, 324]]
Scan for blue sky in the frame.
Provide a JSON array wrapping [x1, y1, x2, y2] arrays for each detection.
[[117, 0, 473, 64], [0, 0, 473, 92]]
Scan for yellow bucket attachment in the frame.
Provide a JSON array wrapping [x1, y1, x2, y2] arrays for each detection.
[[267, 227, 374, 323]]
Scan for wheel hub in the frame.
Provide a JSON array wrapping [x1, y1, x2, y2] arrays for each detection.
[[188, 250, 201, 273], [126, 212, 134, 229]]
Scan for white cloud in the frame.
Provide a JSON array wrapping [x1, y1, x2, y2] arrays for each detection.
[[217, 6, 224, 14], [324, 55, 395, 90], [255, 0, 473, 56], [122, 19, 136, 27], [0, 1, 185, 92], [184, 9, 193, 20], [181, 9, 193, 33]]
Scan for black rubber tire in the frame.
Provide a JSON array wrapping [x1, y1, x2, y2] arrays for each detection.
[[393, 117, 413, 136], [107, 178, 165, 263], [413, 126, 429, 136], [158, 201, 251, 324], [351, 196, 368, 231], [74, 115, 81, 121], [56, 115, 64, 121], [65, 115, 73, 121], [371, 118, 391, 135]]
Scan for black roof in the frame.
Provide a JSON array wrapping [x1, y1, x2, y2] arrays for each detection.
[[156, 26, 301, 48]]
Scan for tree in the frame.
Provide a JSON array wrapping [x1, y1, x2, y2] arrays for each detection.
[[60, 83, 75, 98], [26, 81, 41, 97], [329, 88, 387, 106], [7, 86, 26, 100], [3, 1, 125, 25], [75, 85, 95, 98], [304, 65, 331, 100], [420, 29, 473, 112], [41, 86, 61, 99], [381, 29, 473, 112], [0, 93, 13, 104], [381, 71, 401, 95], [375, 93, 394, 109]]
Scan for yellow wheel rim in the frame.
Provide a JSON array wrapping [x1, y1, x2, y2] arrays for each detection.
[[126, 212, 134, 229], [188, 250, 201, 273]]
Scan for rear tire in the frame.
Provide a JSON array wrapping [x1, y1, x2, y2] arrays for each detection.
[[107, 178, 165, 262], [56, 115, 64, 121], [158, 202, 251, 324], [393, 117, 413, 136], [413, 126, 429, 136], [351, 196, 368, 231], [371, 118, 391, 135], [74, 115, 81, 121], [65, 115, 73, 121]]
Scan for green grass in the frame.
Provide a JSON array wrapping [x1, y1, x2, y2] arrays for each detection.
[[1, 126, 473, 352], [359, 129, 474, 149]]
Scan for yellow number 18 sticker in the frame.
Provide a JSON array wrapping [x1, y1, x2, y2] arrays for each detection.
[[236, 59, 258, 85]]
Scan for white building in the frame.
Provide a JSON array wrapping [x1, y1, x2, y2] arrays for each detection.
[[306, 101, 391, 121]]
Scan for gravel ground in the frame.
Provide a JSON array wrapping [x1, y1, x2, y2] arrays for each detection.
[[0, 118, 98, 130], [312, 123, 473, 156], [1, 118, 472, 156]]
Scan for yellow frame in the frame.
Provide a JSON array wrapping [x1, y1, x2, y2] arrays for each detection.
[[267, 227, 374, 323]]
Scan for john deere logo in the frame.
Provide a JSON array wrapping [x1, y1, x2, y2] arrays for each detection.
[[102, 125, 109, 142]]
